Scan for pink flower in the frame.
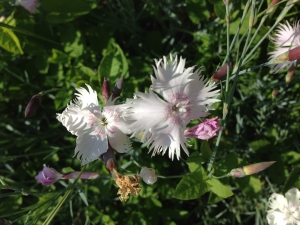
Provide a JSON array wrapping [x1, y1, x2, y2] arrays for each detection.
[[184, 117, 221, 140], [35, 165, 62, 186], [269, 20, 300, 73], [15, 0, 38, 14], [123, 55, 220, 160]]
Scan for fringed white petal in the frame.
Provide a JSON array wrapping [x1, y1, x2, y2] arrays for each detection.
[[108, 128, 132, 153], [75, 133, 108, 166]]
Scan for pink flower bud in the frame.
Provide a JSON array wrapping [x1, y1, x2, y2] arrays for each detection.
[[112, 76, 124, 100], [229, 161, 276, 178], [211, 63, 233, 82], [62, 172, 100, 180], [272, 46, 300, 63], [24, 94, 42, 118], [15, 0, 39, 14], [102, 77, 110, 103], [184, 117, 221, 140], [139, 167, 157, 185], [35, 165, 62, 186]]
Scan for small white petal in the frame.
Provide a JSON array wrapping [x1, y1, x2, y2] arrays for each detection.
[[75, 133, 108, 166]]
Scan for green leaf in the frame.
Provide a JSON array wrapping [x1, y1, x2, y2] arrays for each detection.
[[186, 152, 203, 173], [250, 139, 272, 153], [48, 49, 70, 65], [59, 24, 84, 58], [54, 90, 73, 110], [173, 171, 210, 200], [186, 0, 210, 24], [200, 141, 212, 161], [235, 176, 261, 197], [42, 0, 97, 23], [98, 41, 129, 84], [206, 178, 233, 198], [0, 27, 23, 54], [214, 2, 226, 18], [214, 152, 238, 176]]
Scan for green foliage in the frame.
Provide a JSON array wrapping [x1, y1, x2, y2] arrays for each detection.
[[0, 0, 299, 224]]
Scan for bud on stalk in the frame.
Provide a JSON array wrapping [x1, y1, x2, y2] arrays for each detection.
[[24, 94, 42, 118], [102, 77, 110, 103], [229, 161, 276, 178]]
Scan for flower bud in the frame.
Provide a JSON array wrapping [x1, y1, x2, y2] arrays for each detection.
[[35, 164, 62, 186], [184, 117, 221, 140], [286, 66, 296, 83], [139, 167, 157, 185], [272, 46, 300, 63], [272, 89, 278, 99], [267, 0, 280, 13], [99, 145, 117, 173], [112, 76, 124, 100], [24, 94, 42, 118], [229, 161, 276, 178], [211, 63, 233, 83], [102, 77, 110, 103]]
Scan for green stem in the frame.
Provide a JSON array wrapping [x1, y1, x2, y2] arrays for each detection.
[[42, 166, 86, 225]]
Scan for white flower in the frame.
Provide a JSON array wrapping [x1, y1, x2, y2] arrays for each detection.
[[267, 188, 300, 225], [139, 167, 157, 185], [15, 0, 38, 13], [123, 55, 220, 160], [57, 84, 131, 165], [269, 21, 300, 73]]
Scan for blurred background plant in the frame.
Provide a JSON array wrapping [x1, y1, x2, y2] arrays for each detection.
[[0, 0, 300, 224]]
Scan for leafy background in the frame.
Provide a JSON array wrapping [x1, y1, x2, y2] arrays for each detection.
[[0, 0, 300, 224]]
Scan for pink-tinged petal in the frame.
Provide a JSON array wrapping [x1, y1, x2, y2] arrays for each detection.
[[108, 128, 131, 153], [124, 91, 170, 137], [75, 133, 108, 166], [267, 210, 288, 225], [147, 120, 189, 160], [16, 0, 38, 13], [184, 117, 221, 140], [35, 165, 62, 186]]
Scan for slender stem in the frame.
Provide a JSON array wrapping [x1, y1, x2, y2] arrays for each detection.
[[211, 174, 229, 179], [157, 175, 186, 179], [42, 166, 86, 225]]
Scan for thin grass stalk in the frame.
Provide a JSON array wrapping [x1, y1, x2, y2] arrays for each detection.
[[42, 166, 86, 225], [242, 0, 295, 64]]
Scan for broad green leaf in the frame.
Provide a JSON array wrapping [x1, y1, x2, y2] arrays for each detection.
[[75, 64, 97, 83], [206, 178, 233, 198], [208, 192, 223, 204], [48, 49, 70, 65], [214, 2, 226, 18], [282, 151, 300, 165], [250, 139, 272, 153], [42, 0, 97, 23], [235, 176, 261, 197], [214, 152, 238, 176], [186, 152, 203, 173], [173, 171, 210, 200], [59, 24, 84, 58], [186, 0, 210, 24], [0, 27, 23, 54], [98, 41, 129, 84], [200, 141, 212, 161]]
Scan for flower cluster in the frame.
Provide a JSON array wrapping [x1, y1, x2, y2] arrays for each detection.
[[267, 188, 300, 225], [35, 55, 221, 201]]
